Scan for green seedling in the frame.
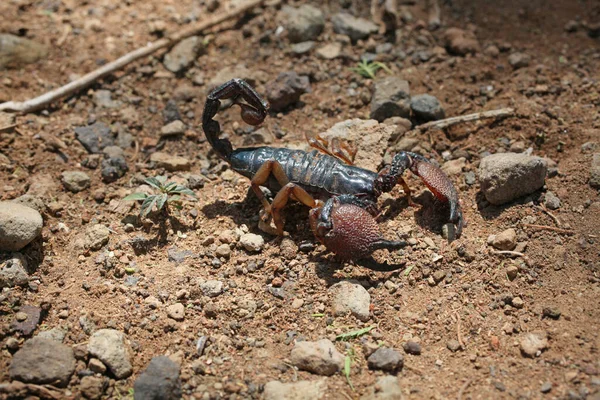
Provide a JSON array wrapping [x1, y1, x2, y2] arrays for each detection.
[[350, 60, 391, 79], [124, 176, 196, 217], [336, 325, 375, 341]]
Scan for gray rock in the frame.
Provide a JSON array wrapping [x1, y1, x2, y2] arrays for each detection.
[[239, 233, 264, 252], [80, 376, 105, 400], [134, 356, 181, 400], [329, 281, 370, 322], [315, 42, 342, 60], [332, 13, 378, 42], [361, 375, 403, 400], [508, 52, 531, 69], [75, 122, 114, 154], [403, 341, 421, 355], [489, 228, 517, 250], [291, 41, 315, 56], [11, 305, 41, 336], [265, 72, 311, 112], [10, 337, 76, 386], [83, 224, 110, 251], [264, 379, 326, 400], [446, 339, 461, 352], [162, 100, 182, 124], [0, 252, 29, 288], [37, 327, 67, 343], [93, 90, 120, 108], [544, 191, 561, 210], [590, 153, 600, 189], [166, 303, 185, 321], [0, 33, 48, 68], [540, 382, 552, 393], [200, 280, 224, 297], [290, 339, 344, 376], [150, 152, 191, 171], [0, 202, 43, 251], [479, 153, 547, 205], [367, 347, 403, 373], [283, 5, 325, 43], [88, 329, 133, 379], [12, 194, 46, 213], [61, 171, 91, 193], [101, 147, 128, 183], [160, 120, 186, 137], [520, 331, 548, 357], [370, 77, 411, 122], [410, 94, 445, 121], [163, 36, 204, 73]]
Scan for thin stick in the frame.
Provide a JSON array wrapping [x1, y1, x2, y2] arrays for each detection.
[[414, 108, 515, 132], [0, 124, 17, 132], [0, 0, 272, 114], [523, 224, 575, 235], [457, 378, 473, 400], [535, 205, 561, 228], [491, 250, 527, 258]]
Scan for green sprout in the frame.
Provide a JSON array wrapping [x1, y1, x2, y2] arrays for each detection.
[[336, 325, 375, 341], [350, 60, 391, 79], [344, 349, 355, 391], [124, 176, 196, 218]]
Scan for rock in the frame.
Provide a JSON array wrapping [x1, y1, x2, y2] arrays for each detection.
[[166, 303, 185, 321], [506, 265, 519, 281], [370, 77, 411, 122], [264, 379, 326, 400], [88, 329, 132, 379], [291, 41, 315, 56], [88, 358, 106, 374], [265, 72, 311, 112], [0, 202, 43, 251], [93, 90, 120, 108], [12, 194, 46, 213], [520, 331, 548, 357], [80, 376, 105, 400], [290, 339, 344, 376], [150, 152, 191, 171], [162, 100, 182, 124], [75, 122, 114, 154], [0, 252, 29, 288], [172, 84, 200, 102], [83, 224, 110, 251], [543, 191, 561, 209], [443, 28, 480, 55], [489, 228, 517, 250], [512, 296, 524, 309], [163, 36, 204, 73], [215, 243, 231, 258], [446, 339, 461, 352], [316, 42, 342, 59], [508, 52, 531, 69], [441, 158, 466, 176], [403, 341, 421, 355], [367, 347, 403, 373], [160, 120, 186, 137], [542, 307, 561, 320], [484, 45, 500, 57], [321, 119, 395, 170], [144, 296, 161, 309], [134, 356, 181, 400], [200, 280, 224, 297], [410, 94, 445, 121], [329, 281, 370, 322], [332, 13, 378, 42], [361, 375, 403, 400], [479, 153, 547, 205], [0, 33, 48, 68], [11, 305, 41, 336], [61, 171, 91, 193], [101, 146, 128, 183], [540, 382, 552, 393], [283, 5, 325, 43], [239, 233, 264, 252], [37, 327, 67, 343], [10, 337, 76, 386], [589, 154, 600, 189]]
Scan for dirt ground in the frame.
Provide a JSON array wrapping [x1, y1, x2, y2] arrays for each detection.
[[1, 0, 599, 399]]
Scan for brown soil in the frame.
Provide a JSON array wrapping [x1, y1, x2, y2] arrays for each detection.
[[1, 0, 599, 399]]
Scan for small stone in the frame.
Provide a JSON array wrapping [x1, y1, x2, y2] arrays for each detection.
[[290, 339, 344, 376], [133, 356, 182, 400], [0, 252, 29, 288], [150, 152, 191, 172], [403, 341, 422, 355], [162, 100, 181, 123], [160, 120, 186, 137], [410, 94, 445, 121], [282, 5, 325, 43], [10, 337, 76, 386], [484, 45, 500, 57], [443, 28, 480, 55], [0, 202, 43, 252], [370, 77, 411, 121], [200, 280, 223, 297], [83, 224, 110, 251], [520, 331, 548, 357], [61, 171, 91, 193], [540, 382, 552, 393], [88, 358, 107, 374], [490, 228, 517, 251], [215, 243, 231, 258], [589, 154, 600, 189], [367, 347, 404, 373], [80, 376, 105, 400], [166, 303, 185, 321], [11, 195, 46, 214], [361, 375, 403, 400], [93, 90, 120, 108], [329, 281, 370, 322], [239, 233, 264, 252], [144, 296, 161, 309], [75, 122, 114, 154], [316, 42, 342, 59], [291, 41, 315, 55], [332, 13, 378, 42], [37, 327, 67, 343], [263, 379, 326, 400], [508, 52, 531, 69], [433, 270, 446, 283], [512, 296, 524, 309], [506, 265, 519, 281], [265, 71, 311, 112], [88, 329, 133, 379], [101, 147, 128, 183], [11, 305, 41, 336], [163, 36, 204, 73], [542, 307, 561, 320], [446, 339, 461, 352], [544, 191, 560, 210]]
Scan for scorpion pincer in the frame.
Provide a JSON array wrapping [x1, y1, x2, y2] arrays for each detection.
[[202, 78, 464, 260]]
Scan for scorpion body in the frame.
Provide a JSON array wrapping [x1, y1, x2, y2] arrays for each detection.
[[202, 79, 464, 259]]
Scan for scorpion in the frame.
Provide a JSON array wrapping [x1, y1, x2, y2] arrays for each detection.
[[202, 79, 464, 260]]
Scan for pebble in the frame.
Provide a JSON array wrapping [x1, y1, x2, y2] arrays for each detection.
[[263, 379, 326, 400], [150, 152, 191, 172], [133, 356, 181, 400], [83, 224, 110, 251], [200, 280, 224, 297], [332, 13, 378, 42], [0, 202, 43, 252], [367, 347, 404, 373], [101, 146, 128, 183], [80, 376, 105, 400], [506, 265, 519, 281], [160, 120, 186, 137], [61, 171, 91, 193], [519, 331, 548, 357], [589, 153, 600, 189], [282, 5, 324, 43], [290, 339, 344, 376], [74, 122, 114, 154], [479, 153, 547, 205], [265, 71, 311, 112], [0, 33, 48, 68], [410, 94, 445, 121], [291, 41, 315, 55], [87, 329, 133, 379], [361, 375, 403, 400], [540, 382, 552, 393], [166, 303, 185, 321], [9, 337, 76, 386], [370, 77, 411, 121], [443, 28, 480, 55], [542, 307, 561, 320], [93, 90, 120, 108], [0, 253, 29, 288], [11, 305, 42, 336], [11, 195, 46, 214], [508, 52, 531, 69], [489, 228, 517, 251], [239, 233, 264, 252], [162, 99, 182, 123], [512, 297, 524, 309], [316, 42, 343, 60], [544, 191, 561, 209], [144, 296, 161, 309], [37, 327, 67, 343], [215, 243, 231, 258], [88, 358, 107, 374], [163, 36, 204, 73], [446, 339, 461, 352], [403, 341, 422, 355], [329, 281, 371, 322]]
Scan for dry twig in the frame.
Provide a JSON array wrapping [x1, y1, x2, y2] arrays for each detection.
[[535, 205, 562, 227], [457, 378, 473, 400], [491, 250, 527, 258], [414, 108, 515, 132], [0, 0, 272, 114]]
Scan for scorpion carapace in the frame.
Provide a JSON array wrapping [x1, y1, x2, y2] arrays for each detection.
[[202, 79, 464, 260]]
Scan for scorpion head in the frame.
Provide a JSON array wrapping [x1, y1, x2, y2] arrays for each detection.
[[310, 197, 406, 260]]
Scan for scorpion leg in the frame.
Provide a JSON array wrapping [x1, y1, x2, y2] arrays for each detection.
[[271, 183, 319, 236], [250, 160, 290, 223], [306, 132, 356, 165]]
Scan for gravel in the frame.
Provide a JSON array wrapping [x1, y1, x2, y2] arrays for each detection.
[[74, 122, 114, 154], [403, 341, 422, 355], [0, 202, 43, 252], [0, 253, 27, 287], [160, 120, 186, 137], [589, 153, 600, 188], [166, 303, 185, 321], [544, 191, 561, 209], [150, 152, 191, 172], [489, 228, 517, 250], [239, 233, 264, 252], [508, 52, 531, 69]]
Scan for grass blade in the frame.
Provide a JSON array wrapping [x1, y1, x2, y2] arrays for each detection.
[[123, 193, 147, 201], [336, 326, 375, 341]]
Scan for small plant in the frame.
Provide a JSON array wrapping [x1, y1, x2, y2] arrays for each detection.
[[344, 349, 356, 391], [336, 325, 375, 341], [124, 176, 196, 217], [350, 60, 391, 79]]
